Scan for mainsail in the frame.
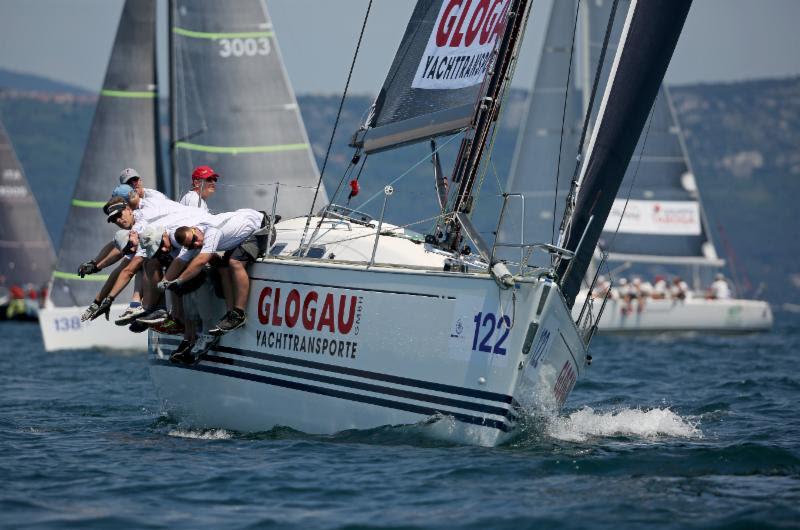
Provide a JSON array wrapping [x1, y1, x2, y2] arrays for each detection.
[[599, 86, 723, 266], [0, 119, 55, 287], [50, 0, 158, 307], [556, 0, 694, 306], [354, 0, 512, 154], [170, 0, 326, 217]]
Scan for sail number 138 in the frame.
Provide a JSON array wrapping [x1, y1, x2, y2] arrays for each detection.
[[471, 312, 511, 355]]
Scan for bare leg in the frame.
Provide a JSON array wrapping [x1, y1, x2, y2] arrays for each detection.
[[229, 259, 249, 311], [132, 270, 143, 303]]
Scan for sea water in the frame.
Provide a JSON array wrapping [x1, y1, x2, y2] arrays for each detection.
[[1, 313, 798, 529]]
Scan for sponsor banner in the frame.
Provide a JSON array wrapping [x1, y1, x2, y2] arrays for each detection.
[[412, 0, 511, 90], [254, 285, 363, 361], [602, 199, 702, 236]]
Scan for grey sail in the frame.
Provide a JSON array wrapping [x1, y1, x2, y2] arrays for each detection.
[[355, 0, 512, 154], [170, 0, 326, 217], [598, 86, 723, 265], [556, 0, 694, 307], [0, 119, 55, 287], [501, 0, 582, 267], [50, 0, 158, 307]]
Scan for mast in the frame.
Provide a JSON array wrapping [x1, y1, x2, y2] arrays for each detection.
[[555, 0, 693, 307], [168, 0, 178, 199]]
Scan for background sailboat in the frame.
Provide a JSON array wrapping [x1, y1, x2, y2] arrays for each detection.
[[39, 0, 158, 351], [0, 118, 55, 321], [507, 0, 772, 332]]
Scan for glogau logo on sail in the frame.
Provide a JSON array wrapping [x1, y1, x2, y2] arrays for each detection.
[[412, 0, 511, 90], [254, 285, 363, 360]]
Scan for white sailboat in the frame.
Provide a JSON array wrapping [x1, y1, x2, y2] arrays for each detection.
[[148, 0, 694, 446], [507, 0, 772, 334], [39, 0, 158, 350]]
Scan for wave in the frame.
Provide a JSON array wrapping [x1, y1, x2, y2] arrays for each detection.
[[166, 428, 232, 440], [544, 406, 702, 443]]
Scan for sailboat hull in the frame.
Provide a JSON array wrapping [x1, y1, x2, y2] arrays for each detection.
[[573, 294, 773, 334], [39, 305, 148, 352], [149, 259, 587, 446]]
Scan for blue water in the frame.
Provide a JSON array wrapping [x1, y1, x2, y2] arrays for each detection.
[[2, 314, 799, 529]]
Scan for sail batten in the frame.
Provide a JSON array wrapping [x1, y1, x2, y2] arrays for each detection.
[[170, 0, 326, 216]]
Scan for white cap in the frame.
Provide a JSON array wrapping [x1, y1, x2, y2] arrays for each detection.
[[140, 225, 165, 258], [113, 229, 132, 253]]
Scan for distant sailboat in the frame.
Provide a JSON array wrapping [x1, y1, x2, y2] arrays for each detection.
[[0, 118, 55, 321], [148, 0, 694, 446], [508, 0, 772, 333], [39, 0, 158, 350]]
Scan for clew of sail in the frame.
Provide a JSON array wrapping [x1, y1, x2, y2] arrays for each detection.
[[170, 0, 326, 217], [0, 119, 55, 287], [50, 0, 158, 308], [556, 0, 694, 308]]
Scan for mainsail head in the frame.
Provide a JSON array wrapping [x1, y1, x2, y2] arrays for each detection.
[[0, 119, 55, 288], [354, 0, 512, 154], [51, 0, 158, 308], [170, 0, 327, 218]]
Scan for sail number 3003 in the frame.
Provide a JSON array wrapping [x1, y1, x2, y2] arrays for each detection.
[[471, 312, 511, 355], [218, 37, 270, 58]]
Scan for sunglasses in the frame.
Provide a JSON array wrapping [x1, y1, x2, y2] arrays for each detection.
[[182, 228, 199, 249]]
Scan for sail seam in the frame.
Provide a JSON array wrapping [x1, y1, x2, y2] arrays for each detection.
[[172, 27, 273, 40], [174, 142, 309, 155]]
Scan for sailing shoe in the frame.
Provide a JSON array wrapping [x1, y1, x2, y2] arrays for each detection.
[[189, 334, 219, 363], [137, 308, 169, 325], [150, 316, 185, 335], [169, 339, 194, 364], [115, 305, 146, 326], [209, 309, 246, 336], [128, 321, 149, 333]]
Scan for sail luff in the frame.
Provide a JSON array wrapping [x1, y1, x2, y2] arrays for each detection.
[[556, 0, 693, 307]]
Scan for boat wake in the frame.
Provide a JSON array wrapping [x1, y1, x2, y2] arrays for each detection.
[[543, 406, 702, 443], [166, 428, 233, 440]]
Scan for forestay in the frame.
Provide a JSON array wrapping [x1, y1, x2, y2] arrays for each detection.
[[50, 0, 158, 308], [354, 0, 512, 154], [0, 119, 55, 287], [170, 0, 326, 217]]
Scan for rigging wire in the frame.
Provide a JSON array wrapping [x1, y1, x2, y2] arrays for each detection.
[[300, 0, 373, 247], [551, 0, 582, 247]]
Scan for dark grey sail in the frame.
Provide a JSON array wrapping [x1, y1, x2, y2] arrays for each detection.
[[501, 0, 582, 266], [354, 0, 512, 154], [598, 86, 723, 265], [170, 0, 326, 217], [556, 0, 694, 307], [0, 119, 55, 287], [50, 0, 158, 307]]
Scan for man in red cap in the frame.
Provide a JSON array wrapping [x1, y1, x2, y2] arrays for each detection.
[[180, 165, 219, 211]]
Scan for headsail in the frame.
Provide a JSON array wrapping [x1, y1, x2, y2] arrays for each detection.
[[50, 0, 158, 308], [0, 119, 55, 287], [501, 0, 582, 266], [170, 0, 326, 217], [599, 86, 723, 266], [354, 0, 512, 154], [556, 0, 694, 307]]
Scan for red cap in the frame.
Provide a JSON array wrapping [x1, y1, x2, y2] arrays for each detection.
[[191, 165, 219, 180]]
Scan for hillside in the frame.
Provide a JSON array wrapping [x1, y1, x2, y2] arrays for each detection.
[[0, 73, 797, 304]]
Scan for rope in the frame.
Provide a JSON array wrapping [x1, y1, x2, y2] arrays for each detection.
[[300, 0, 373, 246]]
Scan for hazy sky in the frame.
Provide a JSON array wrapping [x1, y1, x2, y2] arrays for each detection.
[[0, 0, 798, 95]]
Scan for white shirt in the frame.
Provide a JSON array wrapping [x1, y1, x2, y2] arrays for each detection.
[[710, 279, 731, 299], [180, 190, 209, 211], [178, 209, 262, 262], [133, 202, 213, 258], [141, 188, 170, 209]]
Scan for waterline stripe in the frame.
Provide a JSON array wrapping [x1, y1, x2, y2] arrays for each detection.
[[173, 27, 273, 40], [175, 142, 309, 155], [54, 271, 110, 282], [71, 199, 106, 208], [100, 89, 157, 99]]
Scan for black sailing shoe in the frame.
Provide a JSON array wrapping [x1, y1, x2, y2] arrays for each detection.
[[169, 339, 194, 364], [209, 309, 246, 336]]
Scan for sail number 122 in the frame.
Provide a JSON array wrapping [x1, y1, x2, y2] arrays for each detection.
[[471, 312, 511, 355]]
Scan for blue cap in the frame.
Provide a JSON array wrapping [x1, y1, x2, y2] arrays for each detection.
[[112, 184, 134, 200]]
